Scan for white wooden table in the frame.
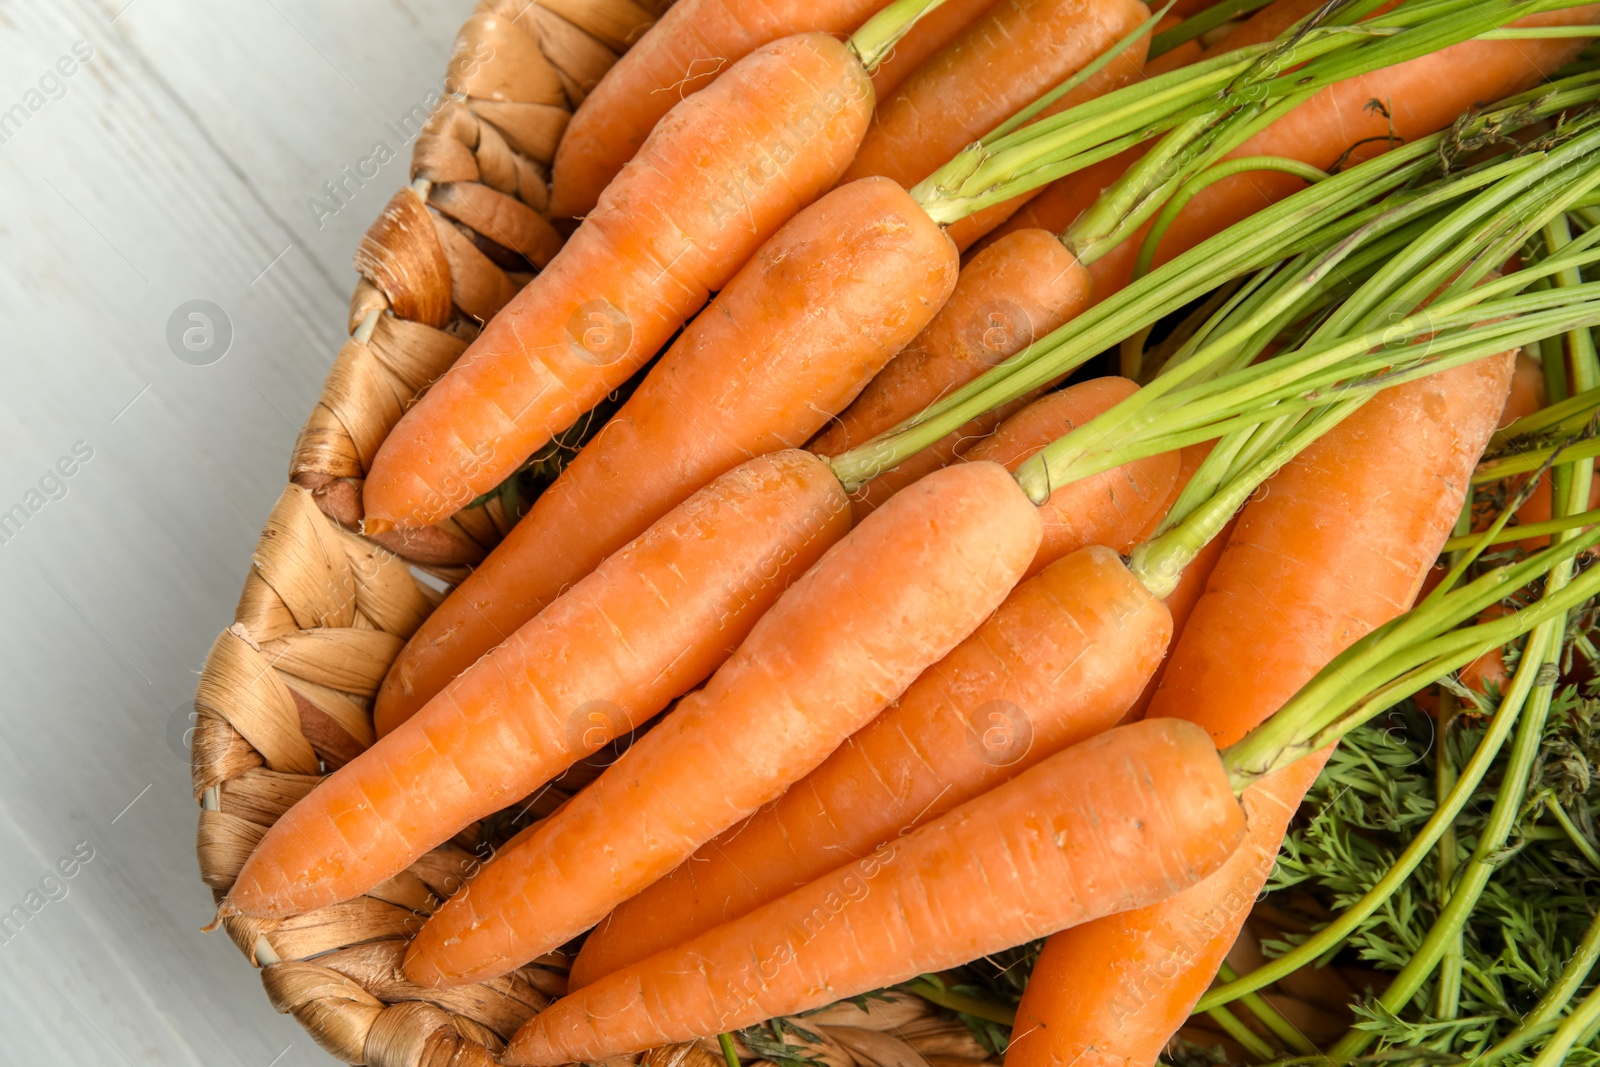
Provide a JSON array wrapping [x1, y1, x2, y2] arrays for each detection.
[[0, 1, 471, 1061]]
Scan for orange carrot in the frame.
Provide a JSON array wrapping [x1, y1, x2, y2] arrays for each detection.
[[841, 0, 1151, 226], [363, 33, 873, 530], [1004, 352, 1517, 1067], [1170, 0, 1236, 16], [810, 228, 1091, 521], [1117, 443, 1228, 722], [506, 717, 1247, 1065], [966, 380, 1182, 573], [569, 542, 1174, 987], [549, 0, 887, 219], [226, 452, 851, 918], [374, 177, 958, 732], [1088, 8, 1600, 297], [1204, 0, 1323, 53], [403, 460, 1044, 987], [1501, 348, 1549, 427], [871, 0, 1000, 98]]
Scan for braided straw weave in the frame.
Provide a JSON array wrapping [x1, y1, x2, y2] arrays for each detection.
[[190, 2, 1014, 1063]]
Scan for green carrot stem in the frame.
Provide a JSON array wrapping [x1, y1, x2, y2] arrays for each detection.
[[1432, 495, 1471, 1023], [1476, 895, 1600, 1064], [1216, 962, 1320, 1056], [850, 0, 952, 71], [1197, 656, 1535, 1012], [1206, 1002, 1277, 1060], [1325, 626, 1564, 1061], [1130, 401, 1361, 596], [1020, 295, 1600, 494], [1480, 23, 1600, 36], [1527, 980, 1600, 1066], [829, 146, 1443, 489], [1131, 157, 1331, 284], [1440, 505, 1600, 550], [1474, 433, 1600, 482], [1493, 383, 1600, 445], [901, 978, 1017, 1026], [1544, 795, 1600, 868], [718, 1032, 741, 1067]]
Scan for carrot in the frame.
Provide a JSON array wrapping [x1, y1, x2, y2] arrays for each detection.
[[1012, 746, 1332, 1066], [1502, 348, 1549, 427], [1203, 0, 1322, 53], [548, 0, 888, 219], [841, 0, 1151, 240], [225, 451, 851, 918], [871, 0, 1000, 98], [568, 541, 1175, 988], [506, 717, 1247, 1065], [1118, 443, 1233, 724], [362, 33, 874, 530], [966, 379, 1182, 573], [374, 177, 958, 732], [810, 228, 1091, 521], [1145, 35, 1206, 75], [1170, 0, 1237, 16], [1004, 351, 1517, 1067], [1087, 8, 1600, 297], [402, 460, 1043, 987]]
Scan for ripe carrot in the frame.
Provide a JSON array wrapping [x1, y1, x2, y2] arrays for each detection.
[[1121, 456, 1240, 724], [225, 452, 851, 918], [362, 33, 873, 530], [506, 717, 1247, 1065], [1004, 352, 1517, 1067], [403, 460, 1044, 987], [810, 228, 1091, 520], [840, 0, 1150, 200], [1501, 348, 1548, 427], [966, 380, 1182, 573], [1087, 9, 1600, 297], [549, 0, 887, 219], [1203, 0, 1322, 53], [568, 542, 1174, 988], [373, 177, 958, 732], [871, 0, 999, 98], [1011, 746, 1331, 1067]]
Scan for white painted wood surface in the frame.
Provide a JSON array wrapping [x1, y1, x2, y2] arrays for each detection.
[[0, 1, 472, 1061]]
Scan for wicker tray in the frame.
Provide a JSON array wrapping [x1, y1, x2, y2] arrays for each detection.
[[187, 4, 1021, 1064]]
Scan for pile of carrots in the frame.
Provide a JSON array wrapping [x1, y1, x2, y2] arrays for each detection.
[[219, 0, 1600, 1063]]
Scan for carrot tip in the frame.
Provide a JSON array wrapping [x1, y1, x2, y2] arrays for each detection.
[[360, 516, 396, 536], [201, 902, 233, 933]]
